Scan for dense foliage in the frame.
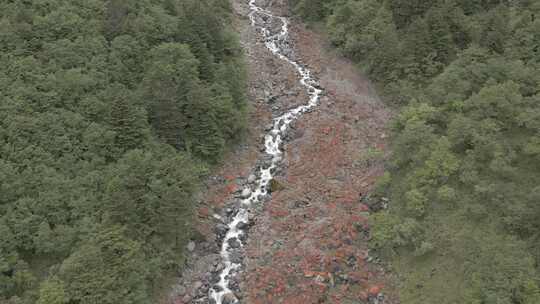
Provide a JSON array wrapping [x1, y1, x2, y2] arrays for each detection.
[[292, 0, 540, 302], [0, 0, 246, 303]]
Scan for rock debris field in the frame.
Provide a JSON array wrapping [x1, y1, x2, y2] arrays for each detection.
[[167, 0, 397, 303]]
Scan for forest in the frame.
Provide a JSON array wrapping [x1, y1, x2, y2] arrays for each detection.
[[0, 0, 246, 303], [291, 0, 540, 303]]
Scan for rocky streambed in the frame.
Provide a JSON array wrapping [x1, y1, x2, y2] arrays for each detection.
[[168, 0, 398, 303], [209, 1, 325, 303]]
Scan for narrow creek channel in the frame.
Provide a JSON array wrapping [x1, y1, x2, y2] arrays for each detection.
[[209, 1, 324, 303]]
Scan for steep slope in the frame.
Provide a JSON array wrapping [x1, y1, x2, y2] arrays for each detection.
[[291, 0, 540, 303], [0, 1, 246, 303], [168, 0, 395, 303]]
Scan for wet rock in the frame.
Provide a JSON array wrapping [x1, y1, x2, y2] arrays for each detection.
[[228, 238, 241, 249], [230, 189, 241, 197], [228, 276, 240, 290], [216, 224, 228, 236], [215, 263, 225, 272], [265, 123, 274, 132], [238, 233, 248, 243], [210, 274, 220, 285], [237, 221, 249, 230], [222, 293, 237, 304], [240, 188, 252, 198], [268, 95, 279, 103], [261, 161, 273, 170], [229, 251, 243, 264], [262, 153, 274, 163], [212, 284, 223, 292]]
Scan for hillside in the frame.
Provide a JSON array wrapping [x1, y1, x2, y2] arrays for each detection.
[[291, 0, 540, 302], [0, 1, 246, 303], [3, 0, 539, 303]]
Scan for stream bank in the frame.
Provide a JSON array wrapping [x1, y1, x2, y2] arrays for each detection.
[[167, 1, 398, 303]]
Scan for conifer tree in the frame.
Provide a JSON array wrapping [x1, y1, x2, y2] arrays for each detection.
[[183, 87, 225, 162], [58, 226, 150, 304], [107, 84, 148, 154], [0, 0, 246, 301]]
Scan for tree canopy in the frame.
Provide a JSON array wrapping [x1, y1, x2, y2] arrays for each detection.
[[0, 0, 246, 303]]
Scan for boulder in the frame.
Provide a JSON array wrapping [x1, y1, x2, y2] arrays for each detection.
[[183, 295, 192, 303], [240, 188, 252, 198], [228, 237, 241, 249], [175, 285, 187, 296], [215, 263, 225, 272], [216, 224, 229, 237], [229, 251, 243, 264], [236, 221, 249, 230], [368, 285, 382, 296], [222, 293, 237, 304], [269, 179, 285, 193], [191, 281, 203, 297]]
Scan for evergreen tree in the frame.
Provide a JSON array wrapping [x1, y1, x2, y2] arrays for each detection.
[[104, 0, 131, 40], [103, 149, 199, 244], [106, 84, 148, 154], [184, 87, 225, 162], [37, 277, 67, 304], [58, 226, 150, 304], [143, 43, 199, 149], [0, 0, 246, 301]]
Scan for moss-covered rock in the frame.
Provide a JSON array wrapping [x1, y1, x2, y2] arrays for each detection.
[[269, 179, 285, 193]]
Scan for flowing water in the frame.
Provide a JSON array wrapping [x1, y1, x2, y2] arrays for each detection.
[[209, 1, 323, 303]]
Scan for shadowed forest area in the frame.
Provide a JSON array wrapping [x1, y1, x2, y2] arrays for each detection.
[[0, 0, 246, 303], [291, 0, 540, 303]]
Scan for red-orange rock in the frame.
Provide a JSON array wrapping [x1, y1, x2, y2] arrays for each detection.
[[304, 270, 315, 278], [368, 285, 382, 295], [198, 207, 211, 217], [225, 183, 237, 194]]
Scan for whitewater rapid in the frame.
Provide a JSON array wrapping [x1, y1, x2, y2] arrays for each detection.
[[209, 1, 323, 303]]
